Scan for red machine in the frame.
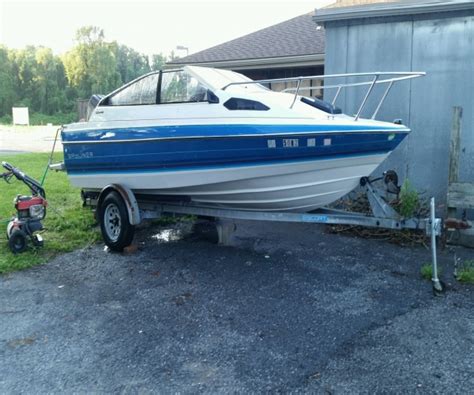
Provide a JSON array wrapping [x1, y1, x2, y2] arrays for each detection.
[[1, 161, 48, 253]]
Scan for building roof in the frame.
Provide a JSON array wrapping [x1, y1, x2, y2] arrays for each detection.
[[313, 0, 474, 23], [168, 12, 325, 69]]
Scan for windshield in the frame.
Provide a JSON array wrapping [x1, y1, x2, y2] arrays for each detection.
[[161, 70, 208, 103], [103, 70, 208, 106]]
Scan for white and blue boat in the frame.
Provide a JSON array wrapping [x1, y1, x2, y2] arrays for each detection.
[[61, 66, 423, 212]]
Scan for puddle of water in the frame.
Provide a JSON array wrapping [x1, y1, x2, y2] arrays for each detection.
[[151, 228, 184, 242]]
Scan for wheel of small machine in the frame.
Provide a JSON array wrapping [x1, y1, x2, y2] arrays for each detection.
[[8, 229, 28, 254], [6, 220, 15, 239], [99, 191, 135, 252]]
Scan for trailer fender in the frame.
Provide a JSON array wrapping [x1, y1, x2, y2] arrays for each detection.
[[97, 184, 141, 226]]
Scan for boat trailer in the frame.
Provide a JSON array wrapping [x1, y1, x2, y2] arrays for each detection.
[[83, 174, 444, 294]]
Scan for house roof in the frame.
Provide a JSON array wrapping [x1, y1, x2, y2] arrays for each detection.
[[168, 12, 325, 68]]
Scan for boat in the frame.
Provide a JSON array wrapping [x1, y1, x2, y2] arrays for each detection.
[[60, 66, 424, 212]]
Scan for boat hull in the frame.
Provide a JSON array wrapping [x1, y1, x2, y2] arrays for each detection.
[[62, 123, 408, 212], [69, 153, 388, 212]]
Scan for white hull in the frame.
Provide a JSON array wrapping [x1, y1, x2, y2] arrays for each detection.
[[70, 153, 388, 212]]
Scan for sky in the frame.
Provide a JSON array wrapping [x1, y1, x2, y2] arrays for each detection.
[[0, 0, 335, 57]]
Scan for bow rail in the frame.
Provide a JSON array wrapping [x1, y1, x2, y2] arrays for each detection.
[[222, 71, 425, 121]]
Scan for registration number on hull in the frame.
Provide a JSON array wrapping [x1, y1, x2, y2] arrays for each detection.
[[267, 138, 322, 149], [283, 139, 299, 148]]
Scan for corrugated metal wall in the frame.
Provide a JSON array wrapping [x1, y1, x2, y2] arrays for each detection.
[[323, 12, 474, 207]]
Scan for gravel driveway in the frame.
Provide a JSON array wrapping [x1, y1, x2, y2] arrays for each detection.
[[1, 220, 473, 393]]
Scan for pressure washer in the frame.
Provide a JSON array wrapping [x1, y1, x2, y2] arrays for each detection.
[[1, 161, 48, 253]]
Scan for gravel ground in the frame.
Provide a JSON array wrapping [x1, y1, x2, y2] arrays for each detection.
[[0, 220, 473, 393]]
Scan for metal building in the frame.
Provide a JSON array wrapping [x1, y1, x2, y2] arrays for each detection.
[[313, 0, 474, 207]]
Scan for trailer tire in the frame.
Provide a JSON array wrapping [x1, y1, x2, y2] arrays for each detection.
[[99, 191, 135, 252]]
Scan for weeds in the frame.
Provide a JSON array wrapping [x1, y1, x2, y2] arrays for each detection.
[[397, 180, 420, 218], [422, 260, 474, 285], [420, 263, 441, 280], [455, 260, 474, 284]]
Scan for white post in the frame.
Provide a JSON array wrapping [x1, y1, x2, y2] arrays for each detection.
[[430, 197, 443, 293]]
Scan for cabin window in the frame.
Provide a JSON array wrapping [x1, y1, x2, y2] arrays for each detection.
[[107, 73, 159, 106], [160, 71, 208, 103], [301, 97, 342, 114], [224, 98, 269, 111]]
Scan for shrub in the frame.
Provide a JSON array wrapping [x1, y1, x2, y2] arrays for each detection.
[[0, 114, 13, 124]]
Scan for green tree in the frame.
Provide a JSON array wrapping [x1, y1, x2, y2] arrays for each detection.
[[63, 26, 121, 99], [0, 46, 17, 116], [9, 46, 71, 115], [0, 26, 169, 122], [113, 43, 151, 83], [10, 46, 37, 109], [34, 47, 70, 114], [151, 53, 166, 71]]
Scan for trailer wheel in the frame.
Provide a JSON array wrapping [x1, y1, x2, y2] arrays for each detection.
[[99, 191, 135, 252], [8, 229, 27, 254]]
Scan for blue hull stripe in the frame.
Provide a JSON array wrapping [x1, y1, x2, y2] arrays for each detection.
[[63, 127, 407, 175]]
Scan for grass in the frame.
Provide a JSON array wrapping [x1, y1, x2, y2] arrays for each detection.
[[0, 152, 100, 273], [456, 260, 474, 284]]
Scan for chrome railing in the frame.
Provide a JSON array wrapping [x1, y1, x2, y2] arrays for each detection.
[[222, 72, 425, 121]]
